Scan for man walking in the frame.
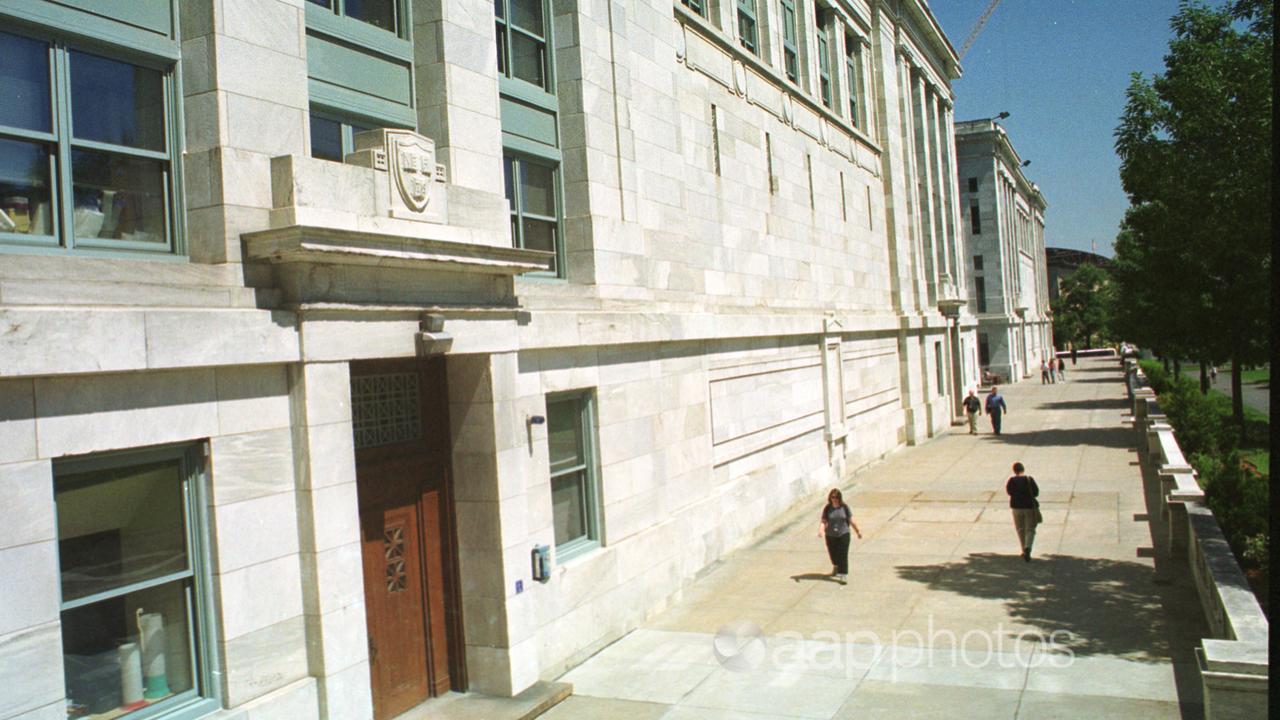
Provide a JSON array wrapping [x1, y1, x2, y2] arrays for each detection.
[[1040, 360, 1050, 384], [1070, 344, 1078, 366], [963, 390, 983, 434], [1006, 462, 1041, 561], [986, 386, 1008, 435]]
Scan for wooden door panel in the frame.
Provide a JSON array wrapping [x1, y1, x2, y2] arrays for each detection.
[[420, 486, 451, 696], [352, 356, 464, 715], [361, 503, 429, 720]]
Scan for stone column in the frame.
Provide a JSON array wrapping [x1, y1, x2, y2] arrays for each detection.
[[928, 92, 951, 284], [447, 352, 539, 697], [912, 73, 938, 299], [180, 0, 310, 264], [288, 362, 373, 720], [941, 103, 963, 290], [896, 54, 926, 312]]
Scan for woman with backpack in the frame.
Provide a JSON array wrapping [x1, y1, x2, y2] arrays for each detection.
[[818, 488, 862, 583]]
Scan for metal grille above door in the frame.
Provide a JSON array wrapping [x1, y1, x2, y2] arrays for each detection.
[[352, 372, 423, 449]]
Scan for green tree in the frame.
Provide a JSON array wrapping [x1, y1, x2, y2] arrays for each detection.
[[1052, 263, 1113, 349], [1114, 0, 1272, 431]]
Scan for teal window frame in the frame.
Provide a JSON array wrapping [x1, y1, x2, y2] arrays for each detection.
[[305, 0, 416, 130], [54, 443, 219, 720], [305, 0, 407, 40], [736, 0, 759, 55], [495, 0, 555, 96], [0, 28, 184, 258], [546, 391, 601, 561], [680, 0, 707, 17], [816, 12, 833, 110], [503, 151, 564, 278], [780, 0, 800, 83], [308, 105, 414, 162], [845, 32, 864, 128]]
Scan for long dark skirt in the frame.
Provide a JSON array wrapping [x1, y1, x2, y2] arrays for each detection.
[[825, 533, 851, 575]]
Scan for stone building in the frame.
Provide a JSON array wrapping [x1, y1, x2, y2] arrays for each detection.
[[955, 119, 1051, 382], [0, 1, 972, 719]]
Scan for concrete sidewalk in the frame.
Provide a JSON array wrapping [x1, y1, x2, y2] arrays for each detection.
[[543, 358, 1209, 720]]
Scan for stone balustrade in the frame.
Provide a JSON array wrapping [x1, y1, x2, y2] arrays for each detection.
[[1128, 362, 1268, 720]]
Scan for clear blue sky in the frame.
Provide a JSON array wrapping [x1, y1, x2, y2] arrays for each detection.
[[931, 1, 1183, 258]]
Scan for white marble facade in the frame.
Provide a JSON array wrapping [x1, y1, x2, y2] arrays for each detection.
[[0, 1, 977, 719], [955, 119, 1053, 383]]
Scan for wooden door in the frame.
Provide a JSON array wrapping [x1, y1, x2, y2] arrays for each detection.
[[361, 495, 429, 720], [353, 358, 462, 719]]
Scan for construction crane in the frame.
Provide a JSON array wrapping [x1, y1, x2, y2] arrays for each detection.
[[959, 0, 1002, 60]]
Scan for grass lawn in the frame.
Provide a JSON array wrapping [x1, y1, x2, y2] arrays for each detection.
[[1241, 366, 1270, 385], [1203, 390, 1271, 478], [1173, 363, 1269, 385]]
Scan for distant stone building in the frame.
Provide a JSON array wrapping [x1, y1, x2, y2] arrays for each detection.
[[1046, 247, 1113, 302], [0, 2, 973, 719], [955, 119, 1052, 382]]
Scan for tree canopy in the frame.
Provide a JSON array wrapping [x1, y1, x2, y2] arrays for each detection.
[[1113, 0, 1272, 426], [1052, 263, 1114, 350]]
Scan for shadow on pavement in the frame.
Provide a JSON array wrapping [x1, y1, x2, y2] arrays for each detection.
[[893, 552, 1186, 661], [1037, 398, 1130, 411], [987, 428, 1135, 449], [789, 572, 844, 585]]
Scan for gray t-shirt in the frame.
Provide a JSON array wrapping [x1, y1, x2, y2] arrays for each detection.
[[822, 504, 852, 536]]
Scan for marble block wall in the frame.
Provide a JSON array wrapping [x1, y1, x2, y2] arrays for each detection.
[[0, 366, 324, 720]]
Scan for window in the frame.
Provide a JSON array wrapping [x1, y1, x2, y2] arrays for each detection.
[[496, 0, 552, 91], [780, 0, 800, 82], [307, 0, 400, 34], [56, 445, 216, 720], [975, 275, 987, 312], [681, 0, 707, 17], [546, 392, 600, 558], [967, 177, 978, 193], [309, 111, 375, 162], [978, 333, 990, 366], [711, 105, 721, 176], [0, 31, 178, 255], [970, 201, 982, 234], [816, 12, 833, 109], [973, 254, 984, 270], [934, 342, 944, 394], [737, 0, 760, 55], [504, 154, 561, 275], [844, 32, 864, 127]]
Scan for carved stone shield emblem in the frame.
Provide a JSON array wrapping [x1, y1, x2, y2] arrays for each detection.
[[389, 131, 435, 214]]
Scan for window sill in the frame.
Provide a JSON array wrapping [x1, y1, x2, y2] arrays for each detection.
[[554, 538, 601, 566]]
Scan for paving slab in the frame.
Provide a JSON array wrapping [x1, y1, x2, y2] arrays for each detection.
[[547, 359, 1210, 720]]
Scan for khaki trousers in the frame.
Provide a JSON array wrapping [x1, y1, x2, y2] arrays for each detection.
[[967, 411, 978, 433], [1012, 508, 1038, 551]]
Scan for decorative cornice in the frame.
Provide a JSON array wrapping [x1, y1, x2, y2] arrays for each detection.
[[242, 225, 555, 275]]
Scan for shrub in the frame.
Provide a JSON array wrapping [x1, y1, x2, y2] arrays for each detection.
[[1161, 380, 1235, 456], [1243, 534, 1269, 575], [1139, 359, 1170, 393], [1194, 450, 1269, 570]]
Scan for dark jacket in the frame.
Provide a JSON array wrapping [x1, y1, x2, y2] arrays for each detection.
[[1006, 475, 1039, 509], [963, 395, 982, 414], [985, 393, 1007, 414]]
